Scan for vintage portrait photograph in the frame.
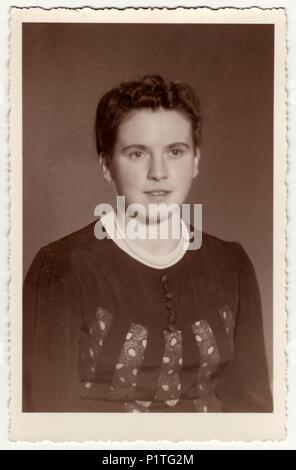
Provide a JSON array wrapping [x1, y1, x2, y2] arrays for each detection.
[[9, 7, 286, 442]]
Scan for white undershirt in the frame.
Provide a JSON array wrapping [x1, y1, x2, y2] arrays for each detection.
[[100, 208, 190, 269]]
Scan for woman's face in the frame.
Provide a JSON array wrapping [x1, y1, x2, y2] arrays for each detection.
[[103, 107, 200, 219]]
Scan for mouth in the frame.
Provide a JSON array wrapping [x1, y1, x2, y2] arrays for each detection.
[[144, 190, 172, 196]]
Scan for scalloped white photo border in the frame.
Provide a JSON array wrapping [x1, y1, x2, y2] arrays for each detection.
[[8, 6, 286, 443]]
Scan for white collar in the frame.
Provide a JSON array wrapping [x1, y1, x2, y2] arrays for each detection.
[[100, 208, 189, 269]]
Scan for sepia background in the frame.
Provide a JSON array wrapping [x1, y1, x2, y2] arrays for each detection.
[[22, 23, 274, 382]]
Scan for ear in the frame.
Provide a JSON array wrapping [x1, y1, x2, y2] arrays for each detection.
[[193, 149, 201, 179], [99, 154, 113, 183]]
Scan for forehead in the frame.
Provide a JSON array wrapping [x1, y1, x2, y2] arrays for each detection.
[[116, 108, 193, 146]]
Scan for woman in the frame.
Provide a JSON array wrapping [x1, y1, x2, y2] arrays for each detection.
[[23, 74, 273, 412]]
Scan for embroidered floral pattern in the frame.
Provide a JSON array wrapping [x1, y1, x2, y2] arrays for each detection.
[[154, 329, 182, 407], [79, 309, 227, 411], [193, 392, 223, 412], [79, 306, 113, 381], [192, 320, 220, 398], [109, 323, 148, 401], [124, 400, 151, 413]]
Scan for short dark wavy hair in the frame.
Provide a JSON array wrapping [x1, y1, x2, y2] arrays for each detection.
[[95, 74, 202, 162]]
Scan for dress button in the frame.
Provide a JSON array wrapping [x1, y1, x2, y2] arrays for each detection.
[[167, 324, 176, 332], [165, 292, 173, 300], [166, 300, 174, 311], [168, 314, 176, 324], [161, 275, 168, 283]]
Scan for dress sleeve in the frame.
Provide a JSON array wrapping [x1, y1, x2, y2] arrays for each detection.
[[23, 242, 82, 411], [216, 242, 273, 412]]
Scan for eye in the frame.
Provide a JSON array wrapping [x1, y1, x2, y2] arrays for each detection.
[[129, 150, 145, 160], [169, 148, 183, 158]]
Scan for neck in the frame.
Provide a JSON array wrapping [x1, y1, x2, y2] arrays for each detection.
[[130, 232, 181, 256], [116, 209, 183, 256]]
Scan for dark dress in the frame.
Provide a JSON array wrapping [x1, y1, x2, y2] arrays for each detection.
[[23, 221, 273, 412]]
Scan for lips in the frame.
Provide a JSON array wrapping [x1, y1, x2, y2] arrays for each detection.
[[144, 190, 172, 196]]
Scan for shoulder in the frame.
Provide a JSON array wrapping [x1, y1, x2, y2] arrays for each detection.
[[26, 220, 116, 284], [43, 220, 97, 254], [195, 230, 245, 261], [25, 221, 99, 282], [189, 230, 256, 279]]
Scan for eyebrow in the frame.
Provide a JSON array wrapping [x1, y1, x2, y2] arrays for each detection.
[[121, 144, 147, 152], [121, 142, 191, 152], [167, 142, 191, 149]]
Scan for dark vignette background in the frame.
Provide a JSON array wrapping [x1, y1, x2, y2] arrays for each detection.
[[22, 23, 274, 383]]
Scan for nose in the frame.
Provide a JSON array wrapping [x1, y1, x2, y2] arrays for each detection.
[[147, 153, 169, 181]]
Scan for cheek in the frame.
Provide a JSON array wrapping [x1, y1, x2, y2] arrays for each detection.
[[114, 165, 142, 191], [174, 160, 195, 182]]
